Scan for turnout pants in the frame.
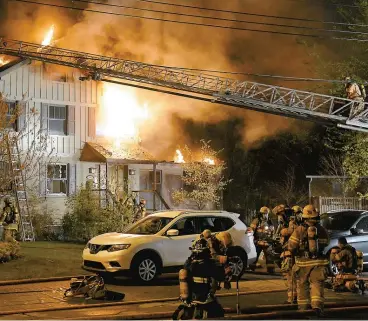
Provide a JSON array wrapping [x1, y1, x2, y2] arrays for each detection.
[[284, 269, 297, 303], [293, 264, 328, 311]]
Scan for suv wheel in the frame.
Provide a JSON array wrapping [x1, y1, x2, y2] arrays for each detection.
[[226, 246, 247, 279], [131, 254, 161, 283]]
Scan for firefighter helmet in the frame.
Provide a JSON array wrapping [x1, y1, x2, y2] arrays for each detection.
[[260, 206, 270, 215], [292, 205, 302, 214], [4, 197, 12, 205], [345, 76, 352, 84], [272, 204, 285, 216], [191, 238, 211, 259], [216, 231, 233, 248], [202, 229, 212, 239], [302, 204, 319, 219]]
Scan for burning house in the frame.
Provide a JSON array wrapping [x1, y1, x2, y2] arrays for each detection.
[[0, 56, 187, 221]]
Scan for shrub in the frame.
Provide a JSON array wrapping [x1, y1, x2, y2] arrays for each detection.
[[0, 240, 21, 263], [62, 183, 133, 243], [28, 191, 59, 241]]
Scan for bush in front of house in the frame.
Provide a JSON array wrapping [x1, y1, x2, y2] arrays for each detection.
[[28, 191, 61, 241], [62, 183, 134, 243], [0, 240, 21, 263]]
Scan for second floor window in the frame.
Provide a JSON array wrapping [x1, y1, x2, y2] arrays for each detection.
[[47, 164, 67, 194], [49, 105, 66, 135]]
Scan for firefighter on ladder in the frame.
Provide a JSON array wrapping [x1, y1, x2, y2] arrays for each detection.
[[330, 236, 366, 293], [288, 204, 330, 317], [345, 77, 365, 120], [0, 197, 19, 242]]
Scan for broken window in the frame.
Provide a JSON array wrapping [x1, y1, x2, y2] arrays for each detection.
[[47, 164, 67, 194], [49, 105, 66, 135]]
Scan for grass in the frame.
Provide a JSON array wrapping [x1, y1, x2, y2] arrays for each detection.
[[0, 241, 88, 281]]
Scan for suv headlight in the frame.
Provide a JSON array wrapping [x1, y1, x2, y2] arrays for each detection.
[[108, 244, 131, 252]]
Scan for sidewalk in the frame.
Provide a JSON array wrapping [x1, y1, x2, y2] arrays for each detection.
[[0, 278, 287, 315]]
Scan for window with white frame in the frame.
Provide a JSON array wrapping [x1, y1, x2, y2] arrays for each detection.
[[49, 105, 67, 135], [4, 102, 17, 130], [47, 164, 68, 194]]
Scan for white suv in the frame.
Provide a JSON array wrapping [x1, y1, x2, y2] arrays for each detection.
[[82, 210, 256, 283]]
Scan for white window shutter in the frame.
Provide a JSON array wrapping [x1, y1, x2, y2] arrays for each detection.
[[68, 163, 77, 195], [40, 103, 49, 134], [39, 163, 47, 197], [88, 107, 96, 138], [67, 106, 75, 135]]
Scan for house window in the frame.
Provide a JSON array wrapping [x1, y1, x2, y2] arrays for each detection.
[[49, 105, 66, 135], [47, 164, 67, 194], [4, 102, 17, 130]]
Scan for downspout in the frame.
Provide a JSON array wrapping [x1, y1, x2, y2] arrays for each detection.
[[309, 177, 313, 203]]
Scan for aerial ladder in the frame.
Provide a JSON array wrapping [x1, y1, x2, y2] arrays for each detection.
[[0, 38, 368, 134]]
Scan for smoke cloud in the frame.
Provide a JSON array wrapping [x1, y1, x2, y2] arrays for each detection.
[[0, 0, 328, 159]]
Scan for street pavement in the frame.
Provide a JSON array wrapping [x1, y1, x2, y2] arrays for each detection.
[[1, 271, 368, 319]]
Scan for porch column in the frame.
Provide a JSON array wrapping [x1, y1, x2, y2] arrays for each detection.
[[153, 163, 157, 211]]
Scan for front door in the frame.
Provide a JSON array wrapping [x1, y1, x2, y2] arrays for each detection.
[[161, 216, 198, 266]]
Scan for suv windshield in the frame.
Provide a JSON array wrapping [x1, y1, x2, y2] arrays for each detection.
[[320, 211, 362, 230], [125, 216, 173, 235]]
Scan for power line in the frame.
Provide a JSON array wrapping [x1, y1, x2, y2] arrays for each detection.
[[132, 0, 368, 27], [10, 0, 368, 42], [72, 0, 368, 36]]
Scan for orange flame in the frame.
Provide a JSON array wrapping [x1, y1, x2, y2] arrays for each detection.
[[175, 150, 185, 163], [204, 157, 215, 165], [97, 83, 149, 146], [41, 25, 55, 46], [0, 56, 9, 66]]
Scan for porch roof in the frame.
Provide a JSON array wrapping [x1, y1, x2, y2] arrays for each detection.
[[80, 142, 165, 164]]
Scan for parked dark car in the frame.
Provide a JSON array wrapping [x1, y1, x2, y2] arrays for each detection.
[[321, 210, 368, 274]]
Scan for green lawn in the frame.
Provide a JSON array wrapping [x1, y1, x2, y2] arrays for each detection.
[[0, 241, 88, 281]]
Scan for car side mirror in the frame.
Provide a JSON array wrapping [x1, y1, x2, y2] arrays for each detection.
[[350, 228, 364, 235], [167, 229, 179, 237]]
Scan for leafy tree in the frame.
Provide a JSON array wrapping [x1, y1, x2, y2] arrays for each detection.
[[172, 140, 231, 210]]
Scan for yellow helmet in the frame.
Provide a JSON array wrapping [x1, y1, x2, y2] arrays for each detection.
[[292, 205, 302, 214], [215, 231, 233, 248], [272, 204, 285, 216], [260, 206, 270, 215], [302, 204, 319, 219], [202, 229, 212, 239]]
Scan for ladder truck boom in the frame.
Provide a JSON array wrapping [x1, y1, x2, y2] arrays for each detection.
[[0, 38, 367, 132]]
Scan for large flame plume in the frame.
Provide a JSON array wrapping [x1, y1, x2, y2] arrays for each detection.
[[41, 25, 55, 46], [97, 83, 149, 147]]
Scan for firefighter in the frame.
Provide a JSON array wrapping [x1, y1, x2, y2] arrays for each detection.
[[288, 204, 330, 317], [250, 206, 275, 272], [278, 206, 304, 304], [175, 233, 229, 319], [345, 77, 365, 119], [292, 205, 303, 225], [330, 237, 365, 293], [0, 197, 19, 242]]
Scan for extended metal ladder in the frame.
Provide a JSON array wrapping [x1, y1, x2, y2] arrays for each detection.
[[5, 134, 34, 241], [1, 38, 368, 132]]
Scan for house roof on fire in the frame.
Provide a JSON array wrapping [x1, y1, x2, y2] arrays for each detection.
[[80, 141, 162, 164]]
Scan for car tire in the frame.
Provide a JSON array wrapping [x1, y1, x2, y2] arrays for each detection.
[[226, 246, 247, 279], [131, 253, 161, 283]]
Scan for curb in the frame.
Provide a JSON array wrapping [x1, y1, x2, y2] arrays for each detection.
[[66, 301, 368, 320], [0, 289, 286, 317], [0, 275, 91, 286]]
